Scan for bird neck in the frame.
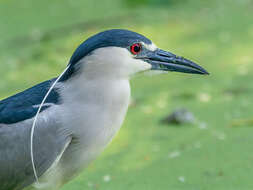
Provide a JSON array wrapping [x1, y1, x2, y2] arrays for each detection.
[[59, 74, 131, 142]]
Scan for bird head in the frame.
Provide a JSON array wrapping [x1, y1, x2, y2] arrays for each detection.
[[61, 29, 208, 81]]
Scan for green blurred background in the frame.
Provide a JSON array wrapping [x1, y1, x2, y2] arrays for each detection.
[[1, 0, 253, 189]]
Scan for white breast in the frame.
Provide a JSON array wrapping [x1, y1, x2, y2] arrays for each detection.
[[40, 76, 131, 188]]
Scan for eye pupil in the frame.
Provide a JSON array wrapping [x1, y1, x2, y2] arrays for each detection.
[[134, 45, 140, 52], [131, 43, 142, 55]]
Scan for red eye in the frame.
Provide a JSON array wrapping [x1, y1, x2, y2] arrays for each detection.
[[130, 43, 142, 55]]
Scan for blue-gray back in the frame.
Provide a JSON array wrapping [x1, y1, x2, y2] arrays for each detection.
[[0, 79, 60, 124]]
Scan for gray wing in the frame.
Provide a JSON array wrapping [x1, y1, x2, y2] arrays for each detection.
[[0, 80, 70, 190]]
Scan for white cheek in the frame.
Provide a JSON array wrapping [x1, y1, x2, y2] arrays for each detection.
[[127, 58, 151, 73], [95, 47, 151, 73], [81, 47, 152, 78]]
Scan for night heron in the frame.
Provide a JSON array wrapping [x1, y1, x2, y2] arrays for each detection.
[[0, 29, 208, 190]]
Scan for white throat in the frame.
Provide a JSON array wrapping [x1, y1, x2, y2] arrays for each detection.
[[61, 74, 131, 137]]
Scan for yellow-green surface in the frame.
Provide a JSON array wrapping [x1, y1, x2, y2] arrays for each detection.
[[1, 0, 253, 189]]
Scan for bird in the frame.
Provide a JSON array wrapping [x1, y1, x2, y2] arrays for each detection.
[[0, 29, 208, 190]]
